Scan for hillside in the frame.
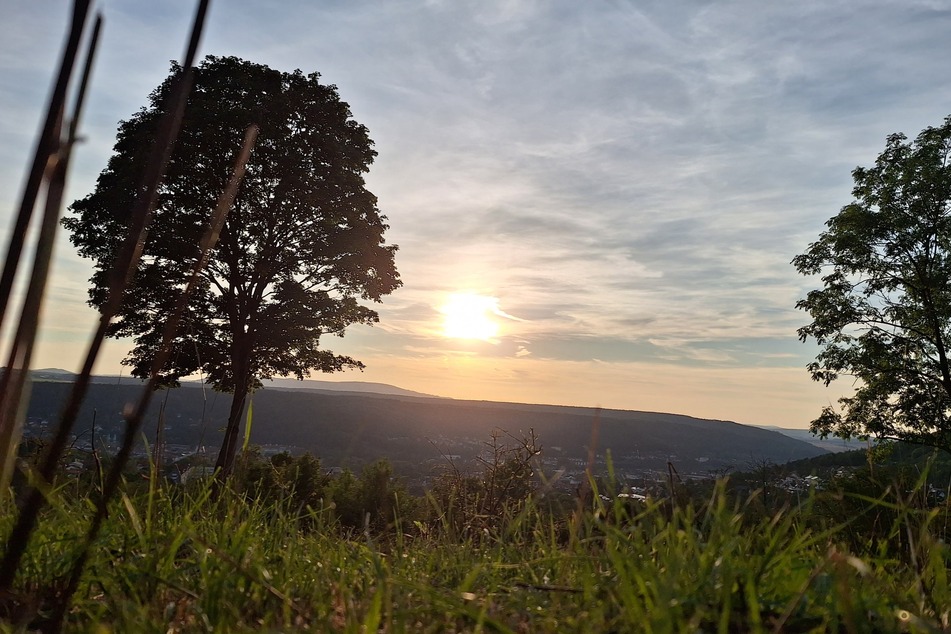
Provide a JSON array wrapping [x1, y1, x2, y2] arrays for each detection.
[[782, 442, 951, 482], [760, 426, 864, 453], [258, 377, 437, 398], [23, 379, 827, 478]]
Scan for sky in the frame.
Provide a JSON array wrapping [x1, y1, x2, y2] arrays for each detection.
[[2, 1, 951, 429]]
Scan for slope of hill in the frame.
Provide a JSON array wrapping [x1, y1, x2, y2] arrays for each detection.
[[23, 369, 434, 398], [260, 377, 437, 398], [782, 442, 951, 486], [23, 379, 827, 478], [759, 426, 864, 453]]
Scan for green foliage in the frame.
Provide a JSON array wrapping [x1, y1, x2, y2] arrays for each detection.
[[324, 460, 413, 532], [63, 55, 401, 476], [793, 115, 951, 452], [9, 431, 951, 630], [428, 429, 540, 539], [787, 440, 951, 489], [232, 451, 330, 515], [227, 451, 411, 533], [4, 470, 951, 632], [356, 459, 409, 531]]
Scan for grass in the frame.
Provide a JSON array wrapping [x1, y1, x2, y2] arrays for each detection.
[[2, 469, 950, 633]]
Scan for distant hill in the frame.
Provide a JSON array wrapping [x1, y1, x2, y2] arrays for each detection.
[[29, 368, 82, 382], [759, 426, 864, 453], [23, 369, 431, 398], [259, 377, 437, 398], [22, 378, 827, 479]]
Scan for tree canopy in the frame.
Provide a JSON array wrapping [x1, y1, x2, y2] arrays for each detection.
[[64, 56, 401, 475], [793, 115, 951, 452]]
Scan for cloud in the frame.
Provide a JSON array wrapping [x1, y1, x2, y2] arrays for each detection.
[[4, 1, 951, 426]]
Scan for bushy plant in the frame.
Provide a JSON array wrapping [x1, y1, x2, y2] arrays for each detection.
[[428, 429, 541, 539], [230, 451, 412, 533]]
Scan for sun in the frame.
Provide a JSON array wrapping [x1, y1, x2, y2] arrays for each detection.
[[440, 293, 500, 341]]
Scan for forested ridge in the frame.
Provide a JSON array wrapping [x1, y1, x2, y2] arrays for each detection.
[[24, 377, 824, 476]]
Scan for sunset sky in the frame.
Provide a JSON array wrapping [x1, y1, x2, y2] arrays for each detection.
[[3, 1, 951, 428]]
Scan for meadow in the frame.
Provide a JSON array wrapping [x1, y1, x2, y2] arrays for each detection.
[[2, 448, 950, 633]]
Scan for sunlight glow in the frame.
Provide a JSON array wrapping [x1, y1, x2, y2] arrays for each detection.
[[440, 293, 501, 341]]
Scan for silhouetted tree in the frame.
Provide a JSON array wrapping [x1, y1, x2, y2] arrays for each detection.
[[793, 116, 951, 452], [64, 56, 401, 478]]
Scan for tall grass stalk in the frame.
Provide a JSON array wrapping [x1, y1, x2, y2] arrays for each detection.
[[0, 4, 256, 627], [0, 0, 96, 492], [3, 471, 949, 632]]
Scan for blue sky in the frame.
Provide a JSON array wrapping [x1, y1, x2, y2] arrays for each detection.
[[3, 1, 951, 427]]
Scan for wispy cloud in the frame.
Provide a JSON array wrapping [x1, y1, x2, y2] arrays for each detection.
[[3, 1, 951, 425]]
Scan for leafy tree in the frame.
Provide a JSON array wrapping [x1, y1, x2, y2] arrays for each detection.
[[358, 459, 406, 531], [290, 453, 331, 512], [326, 468, 363, 529], [793, 116, 951, 452], [64, 56, 401, 477]]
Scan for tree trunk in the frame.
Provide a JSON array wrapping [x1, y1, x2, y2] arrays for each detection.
[[214, 385, 248, 480], [214, 342, 252, 481]]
